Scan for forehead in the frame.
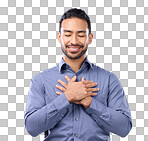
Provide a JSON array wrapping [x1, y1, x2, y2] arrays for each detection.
[[61, 18, 88, 31]]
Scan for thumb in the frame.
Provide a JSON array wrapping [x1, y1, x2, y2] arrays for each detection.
[[82, 77, 85, 81], [71, 75, 77, 82]]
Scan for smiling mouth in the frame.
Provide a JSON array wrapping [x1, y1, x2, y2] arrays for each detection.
[[67, 46, 81, 52]]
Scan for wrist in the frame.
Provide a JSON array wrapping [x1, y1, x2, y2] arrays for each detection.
[[84, 102, 91, 109], [82, 97, 92, 109], [64, 91, 73, 104]]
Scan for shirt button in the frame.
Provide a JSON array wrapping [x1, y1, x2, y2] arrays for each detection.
[[74, 133, 78, 137], [75, 118, 78, 121]]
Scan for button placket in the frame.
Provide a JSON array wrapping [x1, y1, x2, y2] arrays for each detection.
[[73, 104, 80, 139]]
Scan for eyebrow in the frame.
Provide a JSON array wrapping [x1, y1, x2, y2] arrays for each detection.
[[63, 30, 86, 33], [77, 31, 86, 33], [63, 30, 72, 33]]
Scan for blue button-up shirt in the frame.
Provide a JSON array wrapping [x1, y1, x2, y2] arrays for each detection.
[[25, 56, 132, 141]]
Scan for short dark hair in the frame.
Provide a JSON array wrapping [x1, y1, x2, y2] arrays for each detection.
[[59, 8, 91, 35]]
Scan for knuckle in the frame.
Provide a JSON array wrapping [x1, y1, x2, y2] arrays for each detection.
[[81, 81, 84, 84], [82, 83, 86, 88], [80, 82, 85, 88], [88, 92, 91, 95], [84, 91, 87, 95], [85, 88, 88, 91], [87, 88, 90, 92]]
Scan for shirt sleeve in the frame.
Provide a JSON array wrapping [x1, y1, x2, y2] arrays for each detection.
[[85, 72, 132, 137], [24, 73, 70, 137]]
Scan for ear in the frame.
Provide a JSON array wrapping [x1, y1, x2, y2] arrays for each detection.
[[57, 32, 61, 43], [88, 33, 93, 45]]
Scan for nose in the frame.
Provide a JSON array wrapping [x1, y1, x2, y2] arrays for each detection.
[[71, 34, 78, 45]]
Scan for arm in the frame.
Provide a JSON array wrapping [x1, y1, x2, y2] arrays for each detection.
[[85, 72, 132, 137], [24, 73, 70, 137]]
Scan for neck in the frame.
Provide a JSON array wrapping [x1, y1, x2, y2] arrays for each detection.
[[63, 54, 86, 73]]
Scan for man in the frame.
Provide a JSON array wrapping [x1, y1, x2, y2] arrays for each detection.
[[25, 8, 132, 141]]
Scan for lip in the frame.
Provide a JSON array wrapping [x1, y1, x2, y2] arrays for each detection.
[[67, 46, 81, 52]]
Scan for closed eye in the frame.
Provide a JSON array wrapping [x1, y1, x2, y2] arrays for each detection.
[[78, 35, 85, 37], [65, 35, 71, 37]]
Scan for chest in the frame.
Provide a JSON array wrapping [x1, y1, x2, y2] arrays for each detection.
[[43, 70, 109, 106]]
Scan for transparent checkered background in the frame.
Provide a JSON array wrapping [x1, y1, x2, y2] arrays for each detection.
[[0, 0, 148, 141]]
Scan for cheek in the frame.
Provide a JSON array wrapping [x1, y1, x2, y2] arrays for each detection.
[[61, 36, 70, 45], [82, 38, 89, 46]]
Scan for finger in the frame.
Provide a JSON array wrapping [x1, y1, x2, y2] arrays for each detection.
[[85, 82, 98, 88], [65, 75, 71, 82], [56, 85, 66, 92], [65, 75, 75, 82], [58, 79, 68, 88], [56, 91, 63, 95], [82, 77, 85, 81], [87, 87, 100, 92], [71, 75, 77, 82], [87, 92, 97, 96], [65, 75, 70, 82], [83, 80, 93, 84]]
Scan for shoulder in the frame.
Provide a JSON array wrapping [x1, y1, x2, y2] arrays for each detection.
[[92, 63, 110, 76], [32, 65, 58, 81], [92, 63, 119, 81]]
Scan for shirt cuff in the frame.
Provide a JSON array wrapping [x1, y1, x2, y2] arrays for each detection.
[[85, 98, 106, 118]]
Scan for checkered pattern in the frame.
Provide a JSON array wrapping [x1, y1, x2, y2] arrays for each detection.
[[0, 0, 148, 141]]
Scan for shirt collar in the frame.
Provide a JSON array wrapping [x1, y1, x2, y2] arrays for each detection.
[[58, 56, 93, 72]]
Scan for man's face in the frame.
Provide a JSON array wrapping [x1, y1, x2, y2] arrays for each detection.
[[58, 18, 93, 60]]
